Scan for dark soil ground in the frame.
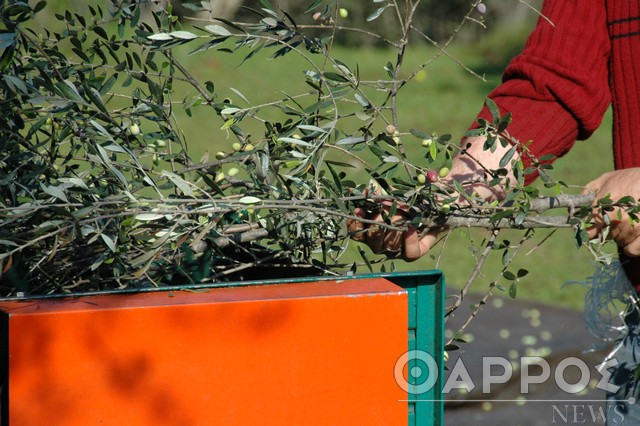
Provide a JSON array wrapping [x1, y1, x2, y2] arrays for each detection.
[[443, 292, 615, 426]]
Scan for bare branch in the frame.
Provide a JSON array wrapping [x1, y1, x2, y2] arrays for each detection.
[[528, 193, 594, 213]]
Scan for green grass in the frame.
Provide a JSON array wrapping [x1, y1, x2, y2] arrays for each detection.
[[28, 5, 616, 310], [173, 42, 508, 159], [168, 40, 615, 311]]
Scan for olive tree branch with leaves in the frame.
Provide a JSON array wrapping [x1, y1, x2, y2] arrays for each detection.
[[1, 0, 639, 354]]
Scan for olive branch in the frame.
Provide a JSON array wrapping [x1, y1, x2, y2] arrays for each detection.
[[0, 0, 635, 357]]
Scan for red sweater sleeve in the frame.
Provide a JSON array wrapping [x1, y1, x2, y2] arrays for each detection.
[[475, 0, 611, 184]]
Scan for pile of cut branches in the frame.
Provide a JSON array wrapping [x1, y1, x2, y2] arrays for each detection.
[[0, 0, 634, 303]]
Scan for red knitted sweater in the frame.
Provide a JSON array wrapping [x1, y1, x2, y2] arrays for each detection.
[[478, 0, 640, 173], [475, 0, 640, 286]]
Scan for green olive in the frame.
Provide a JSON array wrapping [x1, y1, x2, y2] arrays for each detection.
[[129, 123, 140, 135], [385, 124, 397, 135]]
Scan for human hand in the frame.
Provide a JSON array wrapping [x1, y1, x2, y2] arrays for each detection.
[[347, 198, 441, 261], [348, 136, 516, 260], [583, 168, 640, 256]]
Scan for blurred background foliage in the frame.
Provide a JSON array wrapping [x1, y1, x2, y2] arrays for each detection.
[[39, 0, 540, 58]]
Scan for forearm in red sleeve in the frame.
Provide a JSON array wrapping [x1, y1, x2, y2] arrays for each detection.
[[473, 0, 611, 184]]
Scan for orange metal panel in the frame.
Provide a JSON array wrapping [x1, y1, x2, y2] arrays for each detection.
[[0, 278, 408, 425]]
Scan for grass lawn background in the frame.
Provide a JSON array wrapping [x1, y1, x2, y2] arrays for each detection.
[[171, 40, 614, 311], [33, 4, 616, 310]]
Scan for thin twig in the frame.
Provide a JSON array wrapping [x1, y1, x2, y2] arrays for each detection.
[[517, 0, 555, 26], [445, 229, 532, 346], [445, 229, 498, 317]]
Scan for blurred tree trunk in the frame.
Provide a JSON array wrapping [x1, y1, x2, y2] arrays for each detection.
[[199, 0, 244, 19], [124, 1, 246, 24]]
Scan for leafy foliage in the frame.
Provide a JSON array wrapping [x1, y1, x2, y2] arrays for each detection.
[[0, 0, 637, 341]]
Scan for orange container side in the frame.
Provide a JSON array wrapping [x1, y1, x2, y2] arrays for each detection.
[[0, 278, 408, 425]]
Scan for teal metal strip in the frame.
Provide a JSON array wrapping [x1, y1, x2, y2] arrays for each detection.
[[382, 271, 444, 426], [416, 274, 444, 426], [0, 269, 438, 301]]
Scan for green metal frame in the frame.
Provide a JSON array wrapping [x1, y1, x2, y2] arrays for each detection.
[[383, 271, 445, 426]]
